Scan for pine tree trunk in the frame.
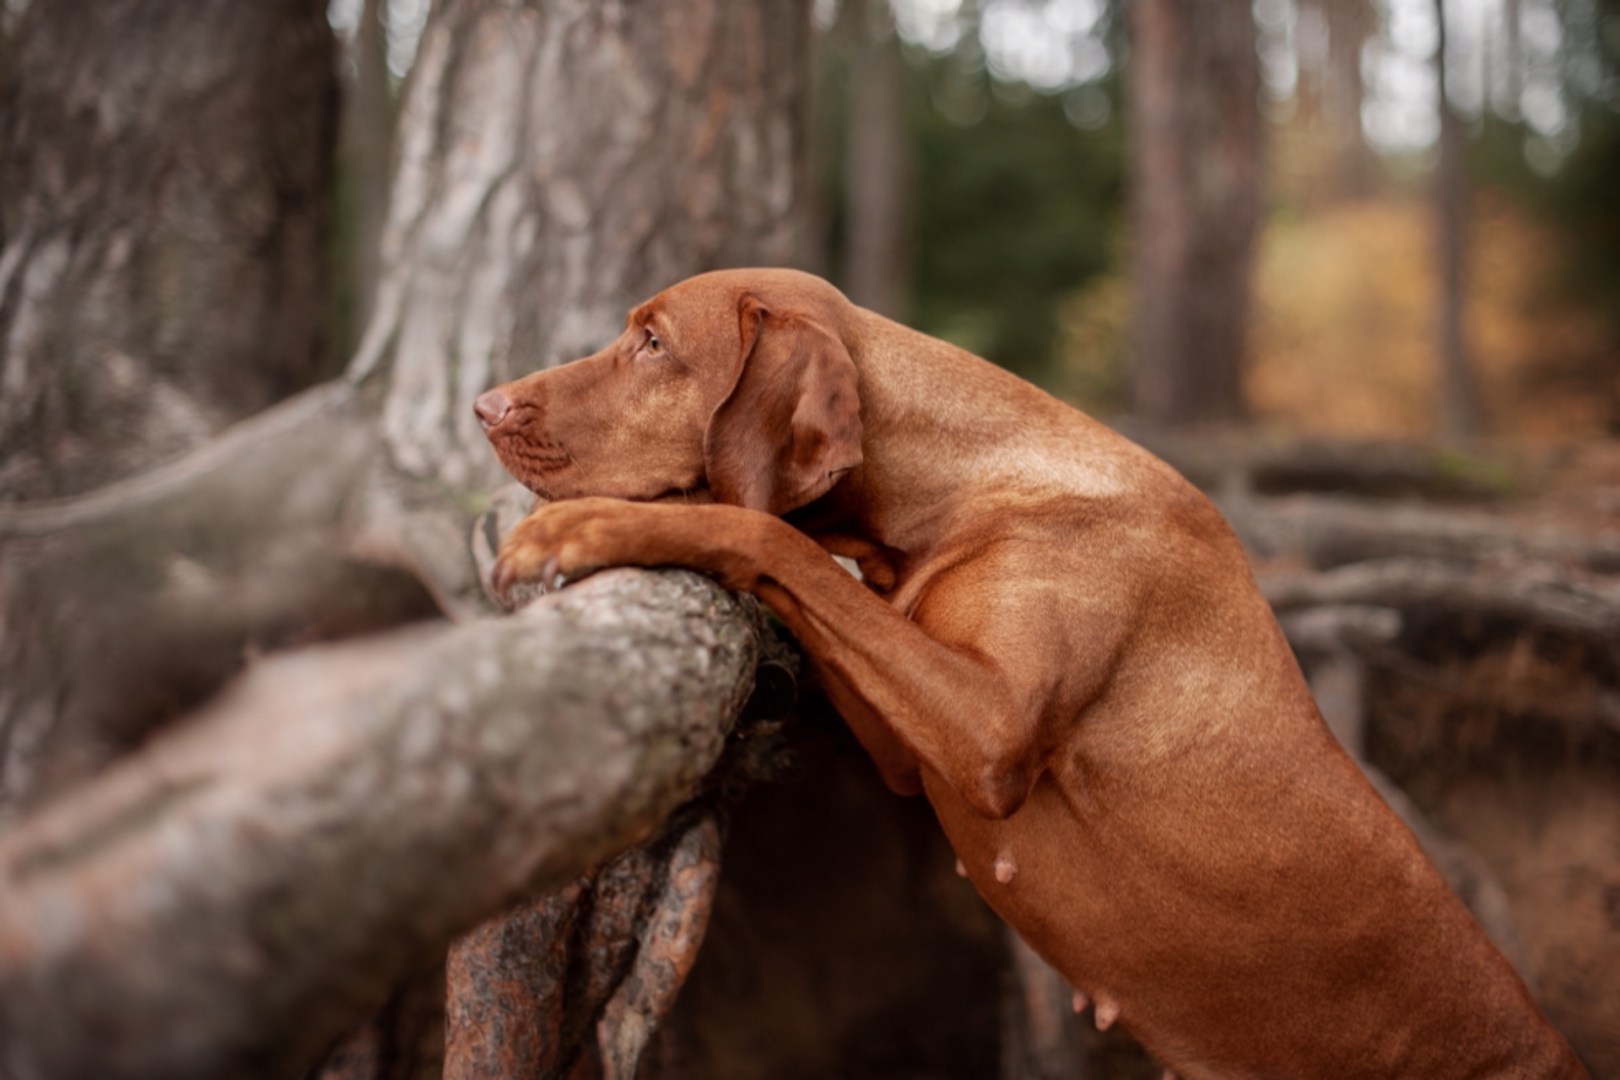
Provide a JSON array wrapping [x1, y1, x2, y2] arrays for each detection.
[[1435, 0, 1480, 441], [0, 0, 338, 500], [1, 1, 814, 1075], [840, 0, 911, 321], [1322, 0, 1379, 200], [0, 0, 814, 812], [333, 0, 395, 356], [1127, 0, 1263, 428]]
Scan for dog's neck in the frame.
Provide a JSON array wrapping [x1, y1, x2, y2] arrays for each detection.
[[800, 308, 1131, 560]]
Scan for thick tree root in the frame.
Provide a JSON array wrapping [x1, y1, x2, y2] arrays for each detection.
[[0, 570, 759, 1080]]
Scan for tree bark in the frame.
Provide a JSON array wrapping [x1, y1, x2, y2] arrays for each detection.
[[355, 0, 812, 492], [1260, 557, 1620, 664], [2, 1, 816, 1075], [1435, 0, 1481, 441], [1, 0, 815, 807], [1322, 0, 1379, 200], [0, 0, 338, 500], [333, 0, 395, 356], [0, 569, 761, 1080], [1219, 493, 1620, 573], [0, 386, 435, 818], [444, 808, 724, 1080], [1127, 0, 1263, 427], [840, 0, 912, 321]]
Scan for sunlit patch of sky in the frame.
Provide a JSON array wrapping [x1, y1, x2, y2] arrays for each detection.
[[327, 0, 432, 83], [1357, 0, 1588, 171], [1257, 0, 1302, 109], [892, 0, 1112, 90], [890, 0, 970, 55], [1361, 0, 1441, 152]]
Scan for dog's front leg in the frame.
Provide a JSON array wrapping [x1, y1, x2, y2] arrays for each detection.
[[494, 498, 1121, 821], [493, 497, 925, 794]]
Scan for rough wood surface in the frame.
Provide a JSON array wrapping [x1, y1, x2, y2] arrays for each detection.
[[1222, 493, 1620, 574], [0, 569, 760, 1080], [352, 0, 812, 492], [0, 386, 420, 817], [1260, 557, 1620, 662], [0, 0, 337, 500], [442, 809, 723, 1080], [1127, 0, 1262, 425]]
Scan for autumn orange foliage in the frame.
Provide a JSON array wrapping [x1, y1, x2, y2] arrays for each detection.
[[1248, 193, 1617, 439], [1057, 193, 1618, 441]]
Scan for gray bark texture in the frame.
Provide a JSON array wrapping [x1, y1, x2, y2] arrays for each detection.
[[1127, 0, 1263, 427], [0, 569, 760, 1080], [0, 0, 338, 500], [1320, 0, 1379, 200], [354, 0, 811, 491], [0, 0, 814, 1075], [333, 0, 395, 354], [0, 0, 815, 811]]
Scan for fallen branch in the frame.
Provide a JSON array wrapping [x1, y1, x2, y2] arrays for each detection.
[[1222, 494, 1620, 574], [1260, 557, 1620, 662], [1124, 431, 1516, 502], [0, 568, 760, 1080]]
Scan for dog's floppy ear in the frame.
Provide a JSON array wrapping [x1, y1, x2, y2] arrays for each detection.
[[704, 295, 863, 515]]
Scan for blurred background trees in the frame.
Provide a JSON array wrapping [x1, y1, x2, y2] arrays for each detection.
[[304, 0, 1620, 444]]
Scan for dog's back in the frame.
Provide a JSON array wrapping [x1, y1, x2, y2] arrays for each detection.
[[832, 303, 1584, 1079]]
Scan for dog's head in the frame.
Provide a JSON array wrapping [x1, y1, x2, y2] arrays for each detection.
[[476, 269, 863, 515]]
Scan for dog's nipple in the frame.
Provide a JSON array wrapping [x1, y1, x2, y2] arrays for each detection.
[[1093, 993, 1120, 1031], [993, 852, 1017, 884], [1071, 988, 1089, 1014], [954, 857, 968, 878]]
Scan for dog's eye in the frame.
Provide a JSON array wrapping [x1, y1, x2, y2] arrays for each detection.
[[644, 330, 662, 354]]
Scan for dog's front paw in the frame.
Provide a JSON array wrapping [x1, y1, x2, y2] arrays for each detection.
[[490, 497, 641, 604]]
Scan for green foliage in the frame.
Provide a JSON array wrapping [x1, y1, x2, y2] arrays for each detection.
[[906, 63, 1125, 387], [1471, 0, 1620, 331], [1543, 104, 1620, 331], [817, 29, 1126, 391]]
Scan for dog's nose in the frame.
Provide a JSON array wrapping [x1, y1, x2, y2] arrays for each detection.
[[474, 389, 510, 430]]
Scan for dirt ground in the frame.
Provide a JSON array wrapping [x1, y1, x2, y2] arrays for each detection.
[[1365, 439, 1620, 1075]]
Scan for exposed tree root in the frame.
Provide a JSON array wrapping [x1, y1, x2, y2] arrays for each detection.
[[0, 569, 761, 1080]]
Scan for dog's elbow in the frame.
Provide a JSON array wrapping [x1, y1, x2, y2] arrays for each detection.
[[962, 759, 1034, 821]]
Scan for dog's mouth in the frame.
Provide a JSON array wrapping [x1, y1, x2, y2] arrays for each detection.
[[644, 484, 715, 505], [487, 431, 573, 495]]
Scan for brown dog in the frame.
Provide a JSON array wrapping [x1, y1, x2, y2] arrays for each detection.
[[476, 268, 1585, 1079]]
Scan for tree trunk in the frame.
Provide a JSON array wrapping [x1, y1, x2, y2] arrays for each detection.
[[1435, 0, 1480, 441], [1127, 0, 1263, 427], [2, 0, 815, 1075], [333, 0, 395, 357], [355, 0, 812, 492], [840, 0, 911, 321], [1322, 0, 1379, 200], [1, 0, 814, 807], [0, 0, 337, 500]]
